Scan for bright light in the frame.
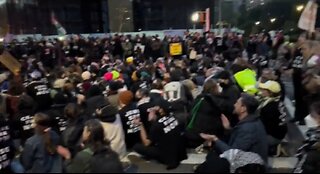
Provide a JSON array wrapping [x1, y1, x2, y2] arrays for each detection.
[[270, 18, 276, 23], [255, 21, 261, 25], [138, 28, 142, 31], [126, 17, 131, 20], [58, 36, 65, 41], [0, 38, 3, 42], [191, 13, 199, 22], [296, 5, 304, 12]]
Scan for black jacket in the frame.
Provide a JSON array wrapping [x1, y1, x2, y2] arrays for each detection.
[[187, 94, 225, 138]]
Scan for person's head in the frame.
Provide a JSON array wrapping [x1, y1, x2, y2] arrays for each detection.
[[32, 113, 51, 133], [203, 79, 220, 95], [135, 88, 149, 100], [119, 90, 134, 107], [82, 119, 109, 151], [148, 100, 171, 121], [216, 70, 231, 88], [64, 103, 79, 120], [169, 68, 183, 81], [151, 79, 164, 90], [258, 80, 281, 98], [32, 113, 56, 154], [234, 93, 259, 118], [260, 68, 276, 83]]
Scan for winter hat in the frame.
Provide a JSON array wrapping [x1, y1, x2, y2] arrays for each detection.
[[126, 56, 134, 64], [104, 72, 113, 81], [119, 90, 133, 105], [109, 81, 120, 91], [81, 71, 91, 81], [112, 70, 120, 80]]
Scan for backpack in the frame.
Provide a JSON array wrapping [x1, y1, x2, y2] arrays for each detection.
[[163, 81, 186, 103], [187, 98, 204, 130]]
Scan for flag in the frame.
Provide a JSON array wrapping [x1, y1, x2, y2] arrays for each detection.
[[51, 11, 67, 36], [298, 0, 318, 32], [205, 8, 210, 32]]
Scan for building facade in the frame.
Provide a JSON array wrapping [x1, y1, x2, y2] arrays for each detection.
[[4, 0, 109, 35], [132, 0, 215, 31]]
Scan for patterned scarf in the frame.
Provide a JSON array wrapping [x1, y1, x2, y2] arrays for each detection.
[[220, 149, 265, 173], [294, 127, 320, 173]]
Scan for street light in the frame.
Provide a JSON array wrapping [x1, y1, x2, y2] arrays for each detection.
[[296, 5, 304, 12], [191, 12, 199, 30], [270, 18, 276, 23], [191, 13, 199, 22], [255, 21, 261, 25]]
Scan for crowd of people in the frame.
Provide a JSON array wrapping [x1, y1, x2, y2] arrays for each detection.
[[0, 29, 319, 173]]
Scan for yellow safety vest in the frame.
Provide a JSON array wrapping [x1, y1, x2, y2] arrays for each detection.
[[234, 69, 258, 95]]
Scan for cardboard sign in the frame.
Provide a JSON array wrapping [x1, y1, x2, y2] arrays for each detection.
[[169, 43, 182, 56], [0, 51, 21, 75], [298, 0, 318, 32], [189, 50, 197, 59]]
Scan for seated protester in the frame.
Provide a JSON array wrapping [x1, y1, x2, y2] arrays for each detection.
[[200, 94, 268, 163], [15, 94, 36, 145], [195, 149, 265, 173], [130, 70, 151, 95], [133, 101, 187, 170], [0, 113, 14, 173], [216, 70, 241, 126], [50, 78, 66, 100], [149, 79, 164, 105], [118, 91, 141, 149], [258, 81, 287, 156], [62, 103, 85, 158], [106, 80, 121, 109], [185, 80, 225, 148], [25, 70, 52, 112], [64, 119, 123, 173], [294, 102, 320, 173], [136, 88, 155, 132], [163, 68, 194, 127], [85, 85, 111, 120], [80, 71, 92, 96], [20, 113, 63, 173], [95, 99, 128, 161], [45, 92, 68, 134], [182, 79, 201, 100]]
